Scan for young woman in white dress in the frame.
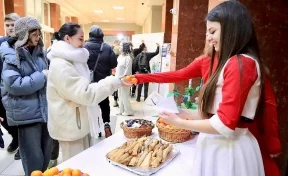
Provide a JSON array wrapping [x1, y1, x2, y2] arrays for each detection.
[[132, 1, 281, 176]]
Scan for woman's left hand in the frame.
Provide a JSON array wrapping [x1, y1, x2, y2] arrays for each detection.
[[159, 111, 182, 126]]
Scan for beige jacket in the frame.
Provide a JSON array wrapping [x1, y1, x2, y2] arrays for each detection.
[[47, 41, 121, 141]]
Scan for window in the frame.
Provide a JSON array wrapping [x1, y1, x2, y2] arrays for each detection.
[[43, 1, 50, 26]]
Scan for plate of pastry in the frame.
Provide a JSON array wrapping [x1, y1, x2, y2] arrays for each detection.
[[106, 136, 179, 175]]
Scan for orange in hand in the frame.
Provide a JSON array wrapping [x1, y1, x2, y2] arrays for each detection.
[[31, 170, 43, 176], [131, 78, 138, 84], [71, 169, 82, 176], [124, 76, 132, 82]]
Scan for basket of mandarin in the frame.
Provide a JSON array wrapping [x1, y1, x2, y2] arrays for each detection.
[[121, 119, 155, 138], [156, 118, 192, 143], [30, 167, 89, 176]]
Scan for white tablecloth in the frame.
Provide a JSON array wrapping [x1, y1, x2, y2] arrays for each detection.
[[57, 122, 198, 175]]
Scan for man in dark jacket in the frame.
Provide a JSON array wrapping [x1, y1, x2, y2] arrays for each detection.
[[131, 41, 146, 97], [83, 25, 117, 138], [133, 43, 160, 102], [0, 12, 20, 160]]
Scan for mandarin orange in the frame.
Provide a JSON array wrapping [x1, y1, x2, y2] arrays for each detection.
[[31, 170, 43, 176]]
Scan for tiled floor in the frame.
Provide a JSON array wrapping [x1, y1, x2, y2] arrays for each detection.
[[0, 96, 157, 176]]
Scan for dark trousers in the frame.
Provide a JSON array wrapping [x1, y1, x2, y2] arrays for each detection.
[[51, 139, 59, 160], [137, 83, 149, 100], [18, 123, 52, 176], [99, 97, 110, 123], [0, 101, 18, 142], [113, 91, 118, 101], [131, 85, 137, 95]]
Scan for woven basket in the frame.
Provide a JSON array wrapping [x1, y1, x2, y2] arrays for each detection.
[[120, 121, 154, 139], [156, 119, 193, 143]]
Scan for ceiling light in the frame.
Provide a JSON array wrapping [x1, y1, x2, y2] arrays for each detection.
[[116, 18, 125, 20], [102, 20, 110, 22], [94, 10, 103, 14], [112, 6, 124, 10]]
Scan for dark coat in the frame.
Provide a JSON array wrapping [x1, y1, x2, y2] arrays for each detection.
[[132, 46, 160, 73], [83, 26, 117, 82]]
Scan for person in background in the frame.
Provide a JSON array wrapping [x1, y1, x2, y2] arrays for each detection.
[[0, 12, 20, 160], [133, 43, 159, 102], [112, 39, 120, 56], [116, 42, 134, 116], [131, 41, 146, 97], [132, 1, 281, 175], [83, 25, 117, 138], [46, 23, 128, 161], [0, 13, 20, 45], [111, 39, 121, 107], [1, 17, 51, 176], [133, 40, 145, 58]]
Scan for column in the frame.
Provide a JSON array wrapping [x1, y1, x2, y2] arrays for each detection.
[[170, 0, 209, 101], [4, 0, 25, 17], [239, 0, 288, 174], [13, 0, 25, 16], [50, 3, 61, 31], [162, 0, 173, 43], [71, 17, 78, 24], [0, 0, 4, 35]]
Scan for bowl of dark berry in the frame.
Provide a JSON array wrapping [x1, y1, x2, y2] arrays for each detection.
[[120, 119, 155, 138]]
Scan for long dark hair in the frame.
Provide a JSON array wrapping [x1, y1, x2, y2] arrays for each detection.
[[122, 42, 132, 56], [54, 22, 81, 41], [199, 1, 266, 115]]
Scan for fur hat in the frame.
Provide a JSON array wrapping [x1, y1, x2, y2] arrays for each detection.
[[14, 17, 43, 49]]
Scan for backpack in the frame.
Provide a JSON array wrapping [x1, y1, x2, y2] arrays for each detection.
[[138, 53, 149, 73]]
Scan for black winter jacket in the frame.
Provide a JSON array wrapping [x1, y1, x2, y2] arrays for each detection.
[[84, 38, 117, 82], [132, 46, 159, 73]]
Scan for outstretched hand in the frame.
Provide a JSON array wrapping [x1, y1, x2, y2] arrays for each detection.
[[120, 77, 133, 87]]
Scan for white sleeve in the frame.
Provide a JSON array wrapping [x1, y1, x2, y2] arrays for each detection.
[[52, 64, 121, 106]]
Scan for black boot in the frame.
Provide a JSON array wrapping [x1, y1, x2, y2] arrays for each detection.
[[14, 150, 20, 160], [7, 138, 18, 153], [0, 129, 4, 148]]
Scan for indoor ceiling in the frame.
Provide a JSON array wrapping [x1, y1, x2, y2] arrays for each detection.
[[47, 0, 163, 25]]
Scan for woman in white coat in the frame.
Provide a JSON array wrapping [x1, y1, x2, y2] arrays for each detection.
[[46, 23, 128, 161], [116, 43, 134, 116]]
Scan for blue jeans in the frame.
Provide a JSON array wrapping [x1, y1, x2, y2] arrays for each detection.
[[18, 123, 52, 176]]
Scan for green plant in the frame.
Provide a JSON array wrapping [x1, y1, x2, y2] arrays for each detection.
[[167, 79, 202, 110]]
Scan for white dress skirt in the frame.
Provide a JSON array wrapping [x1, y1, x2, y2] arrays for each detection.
[[192, 128, 265, 176]]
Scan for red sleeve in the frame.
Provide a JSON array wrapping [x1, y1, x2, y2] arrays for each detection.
[[135, 56, 206, 84], [259, 77, 282, 154], [209, 56, 258, 137]]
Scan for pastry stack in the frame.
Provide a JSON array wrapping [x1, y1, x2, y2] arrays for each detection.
[[107, 136, 173, 168]]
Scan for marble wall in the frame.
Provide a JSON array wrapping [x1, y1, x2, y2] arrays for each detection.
[[170, 0, 208, 101], [239, 0, 288, 174], [162, 0, 173, 43]]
